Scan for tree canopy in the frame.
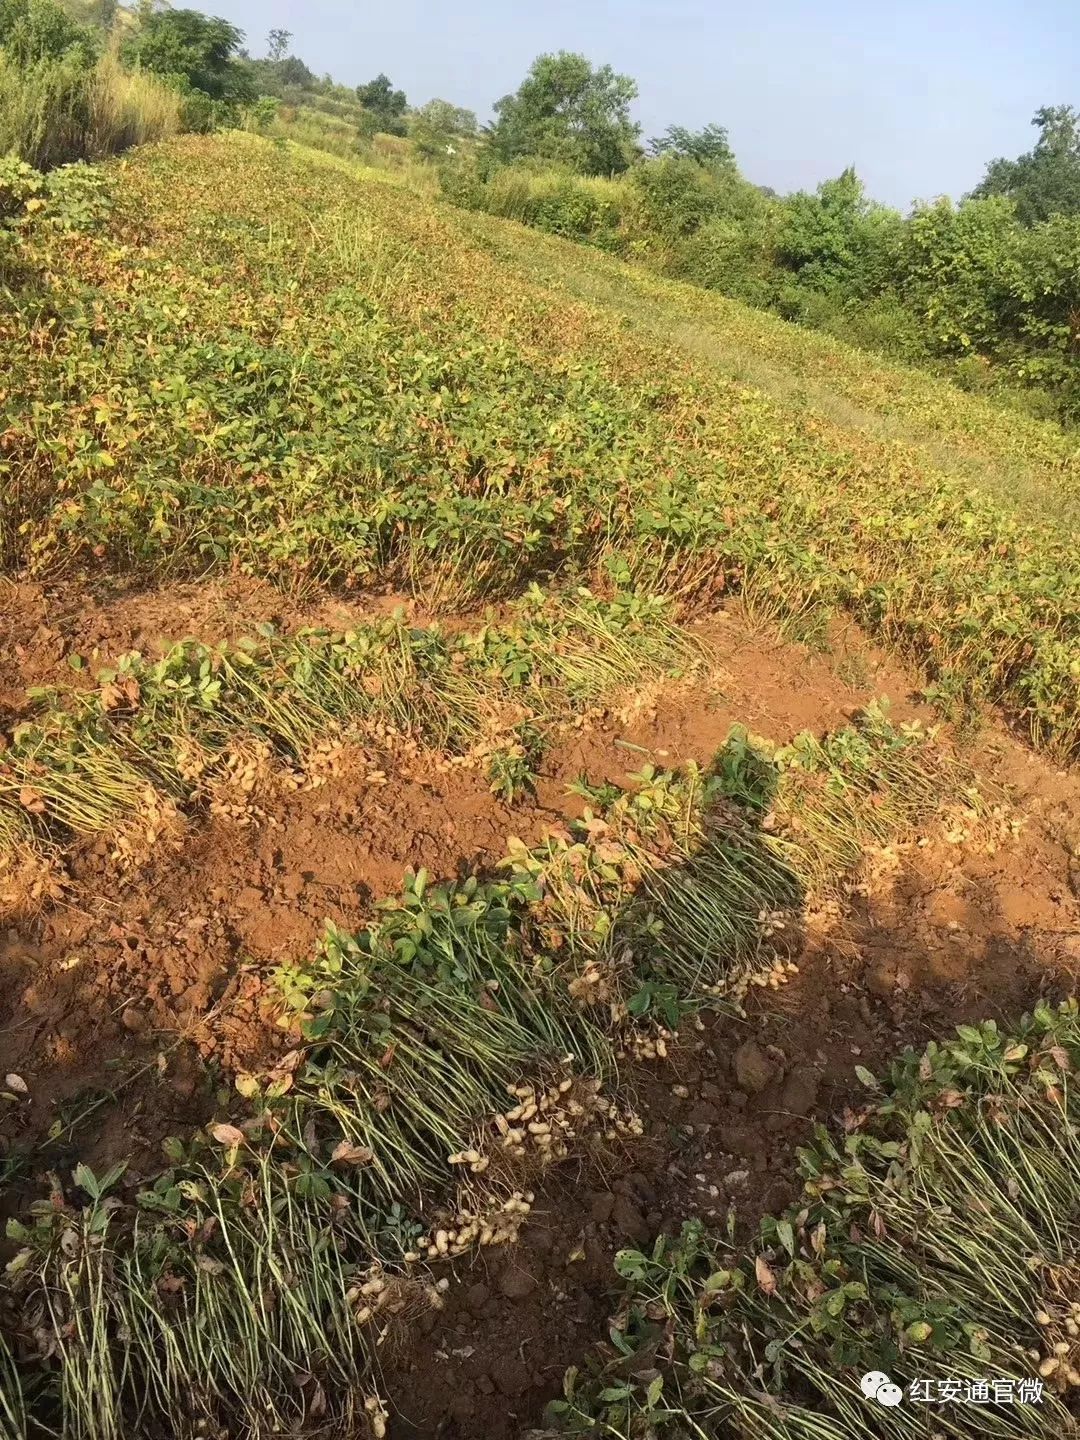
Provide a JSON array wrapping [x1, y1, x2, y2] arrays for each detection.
[[487, 51, 640, 175], [266, 27, 290, 63], [356, 72, 407, 132], [122, 9, 254, 103], [971, 105, 1080, 225], [648, 124, 733, 168], [0, 0, 97, 65]]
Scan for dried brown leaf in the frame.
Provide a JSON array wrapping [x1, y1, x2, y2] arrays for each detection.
[[754, 1254, 777, 1295], [209, 1123, 245, 1148]]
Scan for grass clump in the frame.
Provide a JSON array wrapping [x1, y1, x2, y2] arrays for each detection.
[[0, 51, 181, 171], [537, 1002, 1080, 1440]]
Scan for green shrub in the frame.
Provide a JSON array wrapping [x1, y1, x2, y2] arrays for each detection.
[[437, 155, 486, 211], [672, 215, 780, 307], [0, 0, 181, 170], [241, 94, 279, 134], [530, 174, 621, 242], [459, 163, 625, 246], [628, 153, 722, 239], [839, 293, 931, 362], [0, 0, 97, 66]]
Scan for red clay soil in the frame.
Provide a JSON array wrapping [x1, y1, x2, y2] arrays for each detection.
[[0, 573, 438, 716], [0, 582, 931, 1166], [2, 577, 1080, 1440]]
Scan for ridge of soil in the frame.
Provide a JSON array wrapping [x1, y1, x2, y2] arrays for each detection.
[[2, 575, 1079, 1440]]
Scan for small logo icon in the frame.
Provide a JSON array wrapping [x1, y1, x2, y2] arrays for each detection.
[[861, 1372, 904, 1407]]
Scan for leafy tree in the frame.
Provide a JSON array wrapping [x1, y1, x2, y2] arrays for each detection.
[[247, 32, 315, 97], [356, 72, 407, 133], [488, 51, 640, 176], [774, 167, 902, 299], [897, 195, 1023, 353], [630, 151, 770, 246], [275, 55, 315, 90], [266, 27, 290, 63], [648, 123, 733, 168], [122, 9, 255, 103], [0, 0, 97, 66], [972, 105, 1080, 224], [409, 98, 477, 161]]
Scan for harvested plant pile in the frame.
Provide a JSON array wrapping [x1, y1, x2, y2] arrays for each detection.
[[534, 1002, 1080, 1440], [0, 587, 699, 915], [0, 710, 986, 1437]]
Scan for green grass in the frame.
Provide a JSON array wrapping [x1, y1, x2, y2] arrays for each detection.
[[448, 206, 1080, 529]]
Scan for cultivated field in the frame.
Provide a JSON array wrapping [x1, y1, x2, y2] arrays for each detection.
[[1, 133, 1079, 1440]]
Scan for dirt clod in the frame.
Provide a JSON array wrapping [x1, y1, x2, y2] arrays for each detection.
[[780, 1066, 821, 1117], [733, 1039, 776, 1093], [498, 1264, 538, 1300]]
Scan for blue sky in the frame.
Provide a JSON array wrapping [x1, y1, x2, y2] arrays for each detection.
[[217, 0, 1076, 209]]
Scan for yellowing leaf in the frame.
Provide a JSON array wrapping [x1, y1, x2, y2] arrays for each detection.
[[331, 1140, 374, 1165]]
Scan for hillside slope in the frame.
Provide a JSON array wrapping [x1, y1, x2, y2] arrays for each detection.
[[3, 132, 1078, 756], [1, 134, 1080, 1440]]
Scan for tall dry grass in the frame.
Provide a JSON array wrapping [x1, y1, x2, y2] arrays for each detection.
[[0, 50, 89, 169], [87, 53, 182, 157], [0, 50, 181, 170]]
